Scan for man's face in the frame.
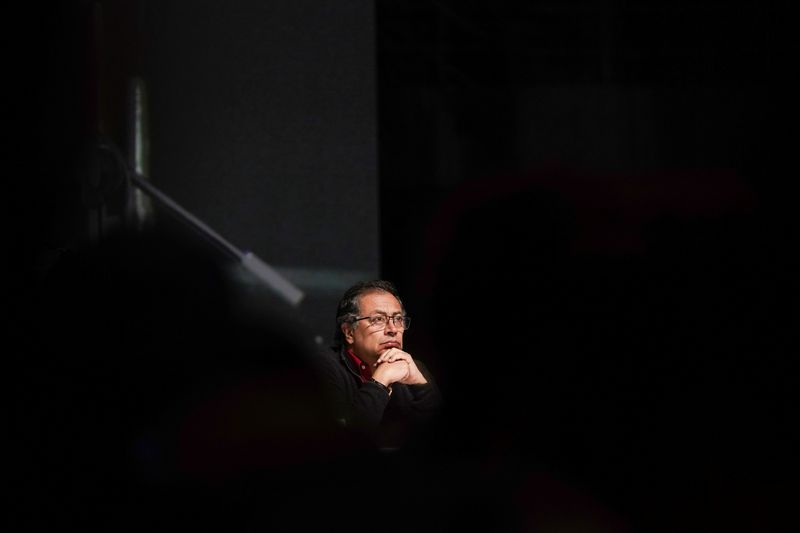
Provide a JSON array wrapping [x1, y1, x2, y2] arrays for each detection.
[[343, 290, 404, 366]]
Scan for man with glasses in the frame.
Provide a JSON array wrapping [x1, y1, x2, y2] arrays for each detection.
[[317, 280, 442, 450]]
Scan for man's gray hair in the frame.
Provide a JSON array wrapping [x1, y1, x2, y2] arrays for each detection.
[[331, 280, 404, 351]]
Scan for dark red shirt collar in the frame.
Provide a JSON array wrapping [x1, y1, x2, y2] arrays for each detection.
[[345, 348, 372, 382]]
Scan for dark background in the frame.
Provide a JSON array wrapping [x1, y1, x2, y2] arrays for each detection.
[[8, 1, 797, 531]]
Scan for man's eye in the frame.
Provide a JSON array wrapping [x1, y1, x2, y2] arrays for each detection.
[[371, 316, 386, 325]]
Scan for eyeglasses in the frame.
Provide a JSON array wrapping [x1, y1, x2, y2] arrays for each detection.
[[353, 314, 411, 330]]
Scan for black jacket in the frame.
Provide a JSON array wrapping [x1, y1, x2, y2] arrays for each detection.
[[315, 347, 442, 449]]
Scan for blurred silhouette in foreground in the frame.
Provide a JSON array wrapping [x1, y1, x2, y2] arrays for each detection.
[[422, 167, 797, 532], [10, 228, 376, 531]]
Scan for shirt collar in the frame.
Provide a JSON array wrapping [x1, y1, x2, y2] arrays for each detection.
[[345, 348, 372, 382]]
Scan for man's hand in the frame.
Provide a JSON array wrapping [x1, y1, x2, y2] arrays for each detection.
[[373, 348, 428, 385]]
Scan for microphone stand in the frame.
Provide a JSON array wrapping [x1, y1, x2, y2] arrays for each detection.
[[99, 76, 304, 307], [92, 137, 304, 308], [128, 171, 305, 308]]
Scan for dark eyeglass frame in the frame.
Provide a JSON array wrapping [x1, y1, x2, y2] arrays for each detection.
[[353, 314, 411, 330]]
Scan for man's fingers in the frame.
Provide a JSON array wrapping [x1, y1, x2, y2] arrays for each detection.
[[376, 347, 409, 365]]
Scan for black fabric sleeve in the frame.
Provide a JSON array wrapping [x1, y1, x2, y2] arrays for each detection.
[[313, 348, 390, 435], [403, 359, 443, 420]]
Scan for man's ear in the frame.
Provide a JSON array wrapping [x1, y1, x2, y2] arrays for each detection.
[[342, 323, 354, 344]]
